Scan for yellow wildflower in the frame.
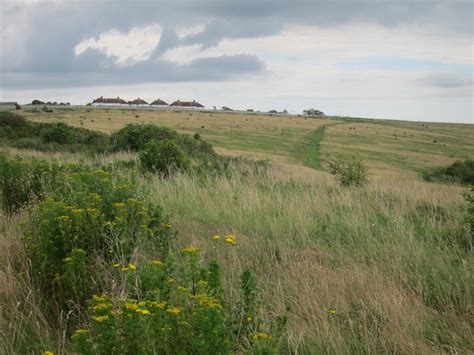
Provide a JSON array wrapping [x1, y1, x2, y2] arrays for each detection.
[[128, 263, 136, 270], [151, 301, 166, 309], [136, 309, 151, 316], [121, 267, 129, 272], [247, 316, 253, 322], [114, 202, 125, 209], [151, 260, 162, 265], [164, 223, 172, 229], [92, 294, 107, 302], [212, 235, 220, 240], [182, 247, 201, 255], [92, 315, 109, 322], [125, 303, 139, 311], [329, 309, 337, 315], [225, 235, 237, 246], [112, 263, 120, 268], [43, 352, 54, 355], [72, 329, 89, 338], [253, 332, 271, 341], [59, 215, 71, 222], [92, 303, 111, 312], [167, 307, 183, 316]]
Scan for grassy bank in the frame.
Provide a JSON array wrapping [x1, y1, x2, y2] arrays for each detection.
[[1, 110, 472, 353]]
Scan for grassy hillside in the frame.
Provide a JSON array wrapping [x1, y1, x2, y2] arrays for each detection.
[[22, 107, 474, 176], [1, 108, 472, 354]]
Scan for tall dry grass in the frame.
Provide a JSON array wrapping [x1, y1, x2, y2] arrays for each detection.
[[0, 151, 471, 353]]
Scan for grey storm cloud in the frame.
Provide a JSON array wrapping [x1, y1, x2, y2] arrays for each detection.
[[1, 0, 472, 89], [420, 73, 473, 89]]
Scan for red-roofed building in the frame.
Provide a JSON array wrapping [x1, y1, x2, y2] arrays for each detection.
[[92, 96, 128, 107], [129, 98, 149, 106], [150, 98, 169, 107], [170, 100, 204, 109]]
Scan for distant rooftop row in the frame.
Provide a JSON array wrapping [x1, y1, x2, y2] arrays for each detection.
[[92, 96, 204, 108]]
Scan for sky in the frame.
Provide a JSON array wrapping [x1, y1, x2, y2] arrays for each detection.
[[0, 0, 473, 123]]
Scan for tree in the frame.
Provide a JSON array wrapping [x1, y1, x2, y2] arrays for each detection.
[[303, 108, 324, 116]]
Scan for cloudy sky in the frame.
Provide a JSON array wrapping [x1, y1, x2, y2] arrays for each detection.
[[1, 0, 473, 122]]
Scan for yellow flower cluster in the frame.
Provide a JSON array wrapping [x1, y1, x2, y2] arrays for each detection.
[[196, 294, 222, 309], [151, 260, 162, 265], [253, 332, 272, 341], [92, 303, 112, 312], [121, 263, 136, 272], [167, 306, 183, 316], [182, 247, 201, 255], [72, 329, 89, 338], [92, 315, 109, 323], [225, 235, 237, 246], [136, 309, 151, 316]]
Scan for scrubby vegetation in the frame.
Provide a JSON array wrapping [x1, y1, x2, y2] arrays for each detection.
[[0, 110, 472, 354], [0, 111, 110, 153], [327, 155, 369, 186], [423, 159, 474, 185], [0, 157, 280, 354]]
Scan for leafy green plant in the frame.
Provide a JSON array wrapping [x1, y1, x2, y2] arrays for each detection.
[[111, 124, 179, 152], [139, 139, 190, 175], [327, 155, 369, 187], [23, 168, 173, 310], [72, 246, 278, 354]]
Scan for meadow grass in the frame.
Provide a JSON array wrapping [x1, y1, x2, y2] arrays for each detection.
[[1, 109, 473, 353]]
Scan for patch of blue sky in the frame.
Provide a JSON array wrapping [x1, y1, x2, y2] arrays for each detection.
[[338, 57, 472, 73]]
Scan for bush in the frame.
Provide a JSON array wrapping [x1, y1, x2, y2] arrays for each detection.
[[42, 122, 74, 144], [139, 139, 190, 175], [72, 246, 278, 354], [23, 168, 173, 310], [0, 111, 111, 153], [0, 156, 62, 214], [327, 156, 368, 187], [111, 124, 179, 152], [423, 159, 474, 185]]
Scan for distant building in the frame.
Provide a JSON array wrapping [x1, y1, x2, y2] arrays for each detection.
[[92, 96, 128, 107], [0, 102, 20, 110], [149, 98, 169, 107], [170, 100, 204, 109], [128, 98, 149, 106]]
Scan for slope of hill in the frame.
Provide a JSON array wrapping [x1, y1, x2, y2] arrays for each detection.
[[1, 107, 472, 354]]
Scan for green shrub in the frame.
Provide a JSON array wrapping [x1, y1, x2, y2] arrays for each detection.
[[327, 155, 369, 187], [423, 160, 474, 185], [139, 139, 190, 175], [0, 111, 111, 153], [23, 168, 173, 309], [42, 122, 74, 144], [0, 156, 62, 214], [111, 124, 179, 152], [72, 246, 278, 354]]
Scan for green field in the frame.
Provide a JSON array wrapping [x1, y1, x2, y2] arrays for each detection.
[[1, 107, 473, 354]]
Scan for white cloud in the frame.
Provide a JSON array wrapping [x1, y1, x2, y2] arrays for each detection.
[[74, 25, 162, 65]]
